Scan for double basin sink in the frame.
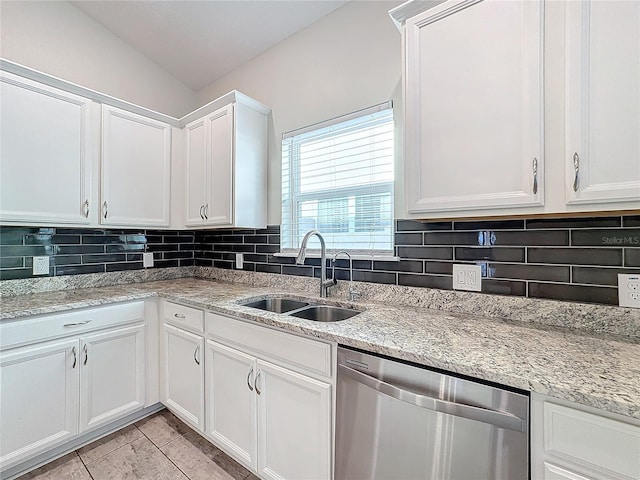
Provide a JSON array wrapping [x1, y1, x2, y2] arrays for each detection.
[[241, 297, 361, 322]]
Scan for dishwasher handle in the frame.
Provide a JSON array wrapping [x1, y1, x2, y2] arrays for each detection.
[[339, 363, 525, 433]]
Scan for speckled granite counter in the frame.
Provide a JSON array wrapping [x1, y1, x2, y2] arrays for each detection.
[[2, 277, 639, 421]]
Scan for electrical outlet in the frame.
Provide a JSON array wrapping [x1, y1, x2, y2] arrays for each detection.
[[618, 274, 640, 308], [452, 264, 482, 292], [32, 256, 49, 275], [236, 253, 244, 269], [143, 252, 154, 268]]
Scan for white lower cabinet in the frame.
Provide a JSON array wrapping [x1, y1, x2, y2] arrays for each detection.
[[161, 323, 205, 431], [256, 360, 332, 480], [531, 393, 640, 480], [0, 302, 147, 473], [79, 325, 146, 432], [205, 312, 334, 480], [0, 338, 79, 468], [206, 340, 258, 470]]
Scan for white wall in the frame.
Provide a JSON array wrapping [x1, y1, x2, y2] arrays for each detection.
[[196, 0, 404, 223], [0, 1, 197, 117]]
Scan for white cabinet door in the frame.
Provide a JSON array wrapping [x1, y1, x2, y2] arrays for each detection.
[[256, 360, 332, 480], [543, 463, 592, 480], [0, 72, 93, 225], [101, 105, 171, 227], [205, 340, 258, 471], [184, 118, 208, 227], [403, 0, 544, 215], [79, 325, 146, 432], [204, 105, 234, 226], [0, 338, 79, 469], [161, 324, 204, 430], [565, 0, 640, 207]]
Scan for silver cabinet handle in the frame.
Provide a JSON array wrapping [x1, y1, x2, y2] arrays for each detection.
[[573, 152, 580, 192], [247, 366, 254, 392], [338, 364, 525, 432], [83, 344, 88, 365], [204, 203, 209, 220], [199, 205, 204, 220], [173, 313, 186, 319], [532, 157, 538, 195], [83, 200, 89, 218], [255, 371, 262, 395], [64, 320, 92, 327], [194, 345, 200, 365], [71, 346, 77, 369], [102, 201, 108, 219]]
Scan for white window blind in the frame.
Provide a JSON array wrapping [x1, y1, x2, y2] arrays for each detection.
[[281, 103, 394, 257]]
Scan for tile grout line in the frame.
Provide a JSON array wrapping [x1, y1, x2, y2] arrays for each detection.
[[146, 436, 192, 480], [77, 424, 145, 471], [75, 450, 96, 480]]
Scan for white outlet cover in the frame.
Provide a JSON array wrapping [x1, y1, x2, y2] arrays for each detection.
[[236, 253, 244, 269], [32, 256, 49, 275], [452, 264, 482, 292], [618, 274, 640, 308], [143, 252, 154, 268]]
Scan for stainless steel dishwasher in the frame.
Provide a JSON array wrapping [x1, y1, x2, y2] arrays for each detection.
[[336, 347, 529, 480]]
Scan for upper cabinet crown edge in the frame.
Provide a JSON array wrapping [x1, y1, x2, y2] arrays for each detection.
[[0, 58, 271, 127]]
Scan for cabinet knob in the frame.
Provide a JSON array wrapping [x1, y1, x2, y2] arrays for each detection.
[[573, 152, 580, 192], [532, 157, 538, 195]]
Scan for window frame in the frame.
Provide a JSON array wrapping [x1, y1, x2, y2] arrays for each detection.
[[280, 102, 396, 259]]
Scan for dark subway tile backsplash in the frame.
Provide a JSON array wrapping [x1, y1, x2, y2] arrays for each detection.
[[0, 226, 195, 281], [527, 247, 622, 266], [2, 214, 639, 306]]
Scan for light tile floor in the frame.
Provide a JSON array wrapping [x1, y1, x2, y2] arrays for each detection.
[[18, 410, 259, 480]]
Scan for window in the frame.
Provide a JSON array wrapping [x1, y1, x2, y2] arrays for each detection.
[[281, 103, 394, 257]]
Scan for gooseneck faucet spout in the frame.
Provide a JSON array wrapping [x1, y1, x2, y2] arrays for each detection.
[[296, 230, 334, 298]]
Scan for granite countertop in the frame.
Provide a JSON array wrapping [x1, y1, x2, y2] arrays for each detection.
[[2, 277, 639, 421]]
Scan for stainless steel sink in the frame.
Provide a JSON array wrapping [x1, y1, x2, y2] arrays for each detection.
[[289, 305, 361, 322], [242, 298, 309, 314]]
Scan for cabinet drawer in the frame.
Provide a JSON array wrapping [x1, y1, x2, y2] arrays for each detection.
[[0, 302, 145, 351], [206, 312, 333, 379], [163, 302, 204, 334], [544, 402, 640, 479]]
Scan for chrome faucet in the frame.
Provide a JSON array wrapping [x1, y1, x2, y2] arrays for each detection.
[[296, 230, 335, 298], [332, 251, 360, 301]]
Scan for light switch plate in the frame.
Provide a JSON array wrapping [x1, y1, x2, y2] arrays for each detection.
[[618, 274, 640, 308], [452, 264, 482, 292], [143, 252, 154, 268], [32, 256, 49, 275]]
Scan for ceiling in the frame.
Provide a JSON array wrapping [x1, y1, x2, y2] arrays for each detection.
[[70, 0, 350, 92]]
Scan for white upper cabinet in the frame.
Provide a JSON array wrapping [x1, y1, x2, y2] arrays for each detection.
[[185, 117, 208, 226], [565, 0, 640, 207], [0, 71, 94, 225], [101, 105, 171, 227], [184, 94, 269, 229], [185, 105, 233, 227], [400, 0, 544, 216]]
